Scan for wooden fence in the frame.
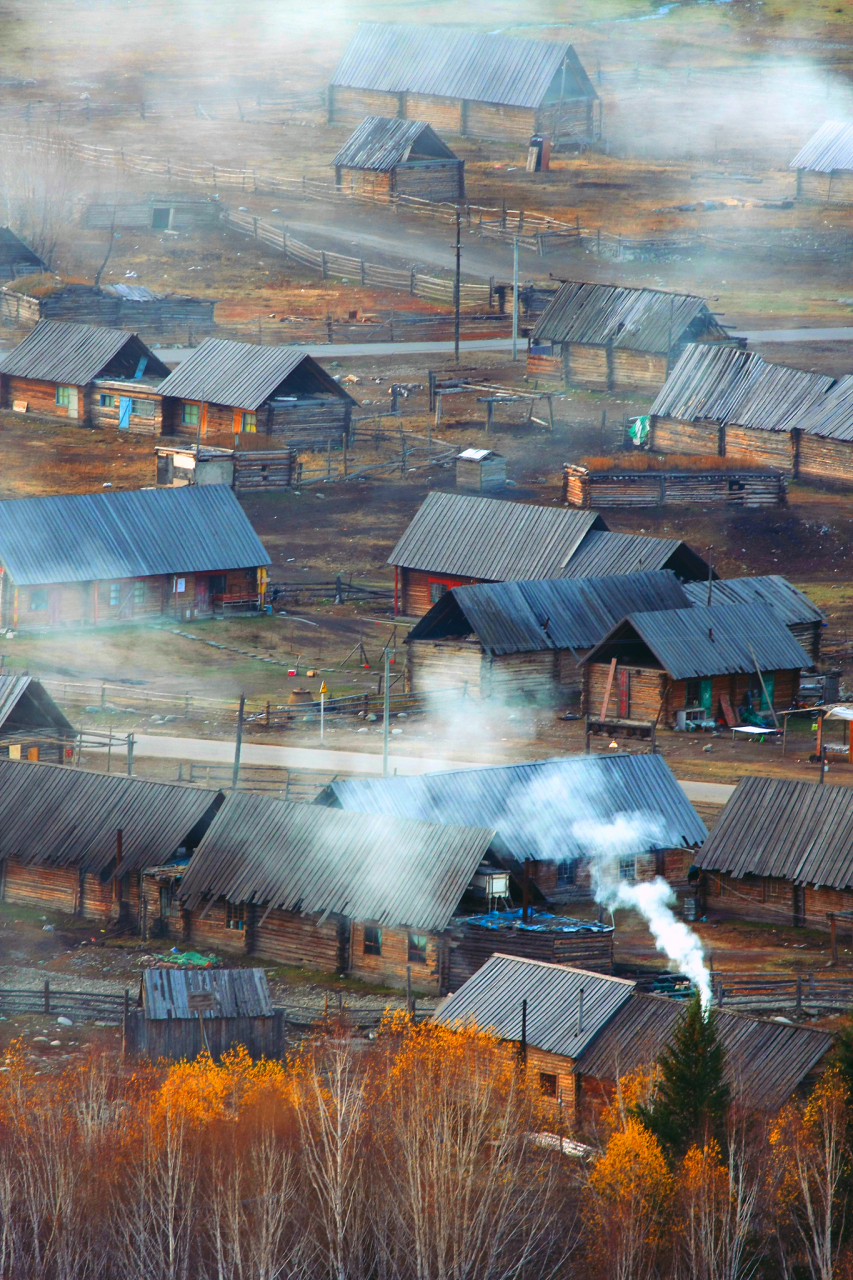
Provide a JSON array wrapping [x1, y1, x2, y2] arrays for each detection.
[[183, 762, 343, 802], [711, 971, 853, 1014], [0, 981, 128, 1023]]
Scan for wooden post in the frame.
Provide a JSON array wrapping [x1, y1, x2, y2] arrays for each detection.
[[342, 432, 348, 478], [232, 695, 245, 790], [44, 980, 49, 1014], [796, 973, 803, 1016], [599, 657, 618, 720], [406, 965, 412, 1014], [831, 913, 838, 964]]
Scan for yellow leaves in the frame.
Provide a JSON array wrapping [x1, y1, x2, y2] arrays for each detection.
[[600, 1065, 659, 1139], [589, 1119, 673, 1211], [154, 1046, 291, 1128]]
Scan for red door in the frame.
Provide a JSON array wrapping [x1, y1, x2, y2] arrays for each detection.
[[618, 668, 630, 718], [196, 577, 210, 615]]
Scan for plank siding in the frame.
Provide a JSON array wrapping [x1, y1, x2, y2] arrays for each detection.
[[797, 170, 853, 204], [406, 639, 484, 696], [336, 168, 393, 200], [585, 662, 666, 722], [350, 921, 443, 993], [484, 651, 558, 704], [329, 86, 403, 125], [448, 925, 613, 992], [526, 353, 563, 379], [564, 343, 609, 390], [611, 349, 668, 391], [393, 162, 464, 201], [462, 101, 536, 141], [404, 92, 463, 133], [797, 434, 853, 488], [724, 426, 794, 474], [400, 568, 482, 617], [4, 859, 78, 912], [649, 416, 723, 455], [253, 908, 342, 970]]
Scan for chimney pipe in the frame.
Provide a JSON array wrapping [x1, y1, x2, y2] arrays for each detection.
[[577, 987, 585, 1034], [114, 828, 123, 905], [522, 859, 531, 924]]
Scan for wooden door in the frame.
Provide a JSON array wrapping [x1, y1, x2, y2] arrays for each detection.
[[793, 884, 805, 928], [195, 577, 210, 614], [47, 588, 61, 625], [618, 668, 630, 718], [118, 396, 132, 431]]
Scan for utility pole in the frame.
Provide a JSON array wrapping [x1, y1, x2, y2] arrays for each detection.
[[454, 208, 461, 364], [512, 236, 519, 361], [382, 648, 390, 776], [232, 694, 245, 790]]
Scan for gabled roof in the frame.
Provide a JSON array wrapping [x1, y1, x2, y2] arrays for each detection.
[[0, 485, 270, 586], [0, 676, 74, 736], [791, 120, 853, 174], [407, 570, 692, 655], [788, 373, 853, 442], [684, 576, 823, 629], [0, 227, 48, 270], [0, 320, 170, 384], [330, 24, 596, 109], [0, 759, 222, 878], [697, 774, 853, 890], [319, 753, 707, 865], [531, 282, 727, 353], [582, 603, 811, 680], [650, 343, 834, 432], [142, 968, 273, 1020], [575, 991, 832, 1111], [388, 492, 607, 579], [156, 338, 356, 412], [333, 116, 457, 170], [434, 955, 636, 1059], [178, 791, 496, 934], [561, 530, 712, 582]]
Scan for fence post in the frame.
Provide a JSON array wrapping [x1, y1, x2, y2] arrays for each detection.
[[410, 268, 416, 296], [796, 973, 803, 1016], [321, 251, 327, 279], [361, 258, 366, 286], [44, 979, 50, 1015]]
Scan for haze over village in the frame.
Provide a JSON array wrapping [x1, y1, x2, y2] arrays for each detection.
[[6, 0, 853, 1275]]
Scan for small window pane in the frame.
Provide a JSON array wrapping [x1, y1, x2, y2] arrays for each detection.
[[618, 856, 636, 883], [99, 393, 116, 408], [134, 581, 145, 604], [408, 933, 428, 964], [226, 901, 244, 930], [241, 411, 257, 432], [182, 403, 200, 426], [539, 1072, 558, 1098], [55, 386, 71, 407], [30, 589, 47, 611], [109, 583, 120, 607], [132, 398, 156, 418], [429, 581, 448, 604], [363, 926, 382, 956]]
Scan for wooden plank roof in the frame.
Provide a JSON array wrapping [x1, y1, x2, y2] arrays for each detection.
[[531, 282, 728, 353], [791, 120, 853, 174], [156, 338, 357, 412], [0, 320, 170, 384], [684, 576, 824, 629], [142, 967, 273, 1020], [787, 373, 853, 442], [0, 676, 74, 737], [560, 530, 712, 582], [332, 116, 457, 170]]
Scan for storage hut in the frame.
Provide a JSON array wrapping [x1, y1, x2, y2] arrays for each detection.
[[317, 751, 707, 901], [0, 320, 170, 429], [405, 570, 692, 701], [0, 228, 48, 280], [0, 676, 75, 763], [683, 576, 825, 664], [0, 281, 216, 339], [455, 448, 506, 493], [0, 484, 271, 629], [0, 759, 223, 926], [695, 775, 853, 929], [123, 968, 284, 1062], [648, 343, 834, 473], [791, 121, 853, 204], [528, 283, 730, 392], [332, 116, 464, 202], [157, 338, 358, 445], [82, 193, 222, 233], [581, 602, 811, 730], [329, 24, 597, 144], [161, 791, 497, 995], [786, 374, 853, 487]]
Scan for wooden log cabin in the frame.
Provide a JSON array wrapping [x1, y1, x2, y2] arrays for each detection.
[[0, 759, 223, 927], [404, 570, 691, 702], [527, 283, 731, 392], [0, 320, 170, 429], [317, 751, 707, 903], [562, 461, 787, 510], [0, 227, 48, 281], [0, 282, 215, 340], [149, 791, 498, 996], [82, 193, 223, 233], [0, 484, 271, 629], [157, 338, 358, 447], [329, 24, 598, 145], [791, 120, 853, 204], [785, 374, 853, 488], [332, 116, 464, 202], [0, 676, 75, 763], [683, 575, 825, 664], [581, 602, 811, 731]]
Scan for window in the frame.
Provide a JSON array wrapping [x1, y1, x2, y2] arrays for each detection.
[[619, 856, 636, 883], [241, 411, 257, 432], [55, 386, 71, 407], [226, 901, 244, 931], [685, 679, 701, 707], [539, 1072, 558, 1098], [109, 583, 120, 607], [99, 393, 116, 408], [159, 885, 180, 918], [29, 589, 47, 611], [132, 398, 156, 418], [134, 581, 145, 607], [408, 933, 428, 965], [363, 926, 382, 956], [182, 402, 200, 426], [557, 860, 576, 887], [151, 207, 171, 230], [429, 580, 449, 604]]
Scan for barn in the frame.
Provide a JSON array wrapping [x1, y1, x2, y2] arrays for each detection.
[[528, 283, 731, 392], [317, 751, 707, 902], [648, 343, 834, 473], [791, 120, 853, 204], [157, 338, 358, 445], [0, 676, 75, 763], [683, 575, 825, 664], [784, 373, 853, 487], [0, 227, 48, 280], [0, 281, 215, 341], [332, 116, 464, 202], [404, 570, 692, 701], [82, 193, 222, 233], [0, 484, 271, 629], [328, 24, 597, 144], [0, 320, 170, 431], [0, 759, 223, 926], [582, 602, 810, 730]]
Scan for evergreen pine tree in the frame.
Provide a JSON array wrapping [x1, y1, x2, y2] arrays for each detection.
[[634, 993, 729, 1159]]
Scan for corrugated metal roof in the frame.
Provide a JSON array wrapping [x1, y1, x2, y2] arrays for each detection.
[[0, 320, 170, 384], [0, 676, 74, 736], [0, 758, 221, 877], [332, 116, 457, 171], [650, 343, 834, 432], [157, 338, 356, 412], [434, 954, 635, 1059], [142, 967, 273, 1020], [788, 373, 853, 442], [388, 493, 606, 579], [0, 485, 270, 586], [531, 283, 727, 353], [576, 991, 832, 1111], [321, 752, 707, 865], [330, 24, 596, 109], [179, 792, 496, 934], [407, 570, 692, 655], [684, 576, 824, 628], [791, 120, 853, 173], [697, 774, 853, 890], [561, 530, 711, 582], [583, 603, 810, 681], [102, 284, 163, 301]]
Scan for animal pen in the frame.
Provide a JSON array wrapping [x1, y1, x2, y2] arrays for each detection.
[[430, 376, 556, 434]]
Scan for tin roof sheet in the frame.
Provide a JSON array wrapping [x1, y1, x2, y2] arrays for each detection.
[[388, 492, 606, 579], [561, 530, 711, 582], [0, 320, 170, 384], [0, 484, 270, 586], [330, 24, 596, 109], [142, 967, 273, 1020], [0, 758, 221, 877], [179, 792, 496, 934], [791, 120, 853, 173], [531, 282, 727, 353], [684, 576, 824, 628], [332, 116, 457, 170], [434, 955, 635, 1059], [157, 338, 355, 412], [0, 677, 74, 736], [321, 752, 707, 866]]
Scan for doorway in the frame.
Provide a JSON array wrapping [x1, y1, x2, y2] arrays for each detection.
[[118, 397, 132, 431]]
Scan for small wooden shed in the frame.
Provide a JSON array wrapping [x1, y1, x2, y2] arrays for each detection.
[[333, 116, 464, 202], [0, 228, 48, 281], [0, 676, 75, 763], [455, 448, 506, 492], [124, 967, 284, 1061], [791, 121, 853, 203]]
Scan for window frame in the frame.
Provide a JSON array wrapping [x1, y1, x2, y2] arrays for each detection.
[[618, 855, 636, 883], [226, 901, 245, 931], [539, 1072, 558, 1098], [55, 385, 71, 407], [181, 402, 200, 426], [99, 393, 116, 408], [109, 583, 120, 608], [241, 411, 257, 432], [131, 397, 156, 418], [29, 588, 48, 612], [408, 932, 428, 965], [133, 580, 145, 607], [363, 925, 382, 956]]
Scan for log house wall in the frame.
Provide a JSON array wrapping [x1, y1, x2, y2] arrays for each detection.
[[706, 871, 853, 931], [0, 375, 87, 422], [525, 1046, 578, 1125], [350, 922, 444, 993], [797, 170, 853, 204], [2, 858, 140, 925], [611, 349, 668, 391], [584, 662, 798, 727], [649, 416, 724, 455], [724, 426, 794, 474], [399, 568, 482, 616]]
